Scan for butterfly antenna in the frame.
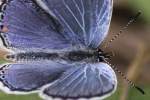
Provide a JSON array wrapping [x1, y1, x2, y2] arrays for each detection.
[[104, 11, 142, 49], [105, 60, 145, 95]]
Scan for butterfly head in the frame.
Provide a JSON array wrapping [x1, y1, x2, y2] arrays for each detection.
[[95, 48, 113, 63]]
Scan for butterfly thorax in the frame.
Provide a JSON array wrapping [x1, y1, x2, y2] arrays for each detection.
[[5, 49, 107, 63]]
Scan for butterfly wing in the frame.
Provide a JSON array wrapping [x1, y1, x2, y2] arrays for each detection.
[[41, 62, 117, 99], [0, 61, 71, 93], [0, 0, 71, 50], [37, 0, 113, 48], [1, 0, 112, 49]]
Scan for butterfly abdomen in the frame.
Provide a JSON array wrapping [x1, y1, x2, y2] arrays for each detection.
[[4, 50, 104, 63], [5, 52, 59, 62]]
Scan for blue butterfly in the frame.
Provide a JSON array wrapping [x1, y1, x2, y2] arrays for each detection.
[[0, 0, 117, 99]]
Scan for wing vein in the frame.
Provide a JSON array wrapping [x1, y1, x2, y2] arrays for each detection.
[[54, 10, 77, 38], [72, 0, 82, 16], [63, 0, 84, 33], [79, 0, 87, 44], [59, 71, 84, 93], [89, 1, 108, 45], [97, 0, 106, 22], [98, 1, 108, 25]]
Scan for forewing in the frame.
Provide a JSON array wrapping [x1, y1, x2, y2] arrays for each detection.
[[38, 0, 113, 48], [0, 61, 71, 93], [41, 62, 117, 99], [0, 0, 71, 50]]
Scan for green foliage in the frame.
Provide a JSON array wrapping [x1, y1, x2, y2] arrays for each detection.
[[128, 86, 150, 100], [128, 0, 150, 23], [0, 93, 41, 100]]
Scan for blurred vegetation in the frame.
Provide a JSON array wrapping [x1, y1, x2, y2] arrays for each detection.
[[0, 93, 40, 100], [0, 0, 150, 100], [128, 0, 150, 24]]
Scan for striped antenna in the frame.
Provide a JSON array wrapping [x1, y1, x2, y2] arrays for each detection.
[[102, 11, 144, 94], [105, 60, 145, 95], [104, 11, 142, 49]]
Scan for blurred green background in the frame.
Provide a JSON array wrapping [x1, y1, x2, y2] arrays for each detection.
[[0, 0, 150, 100]]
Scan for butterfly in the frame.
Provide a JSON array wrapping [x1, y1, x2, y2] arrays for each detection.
[[0, 0, 117, 100]]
